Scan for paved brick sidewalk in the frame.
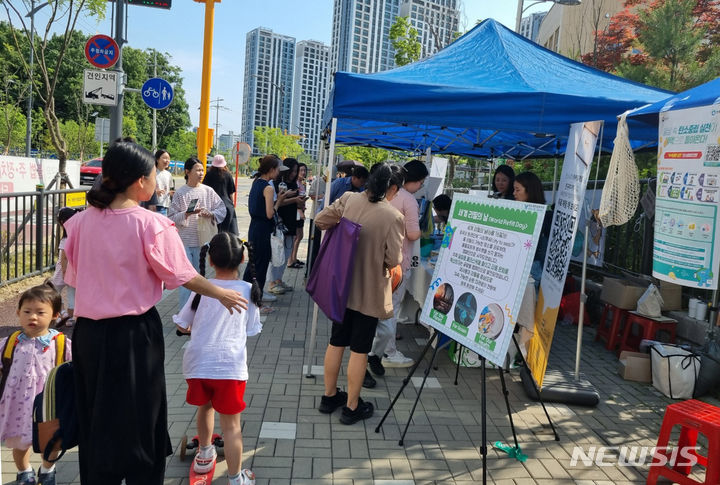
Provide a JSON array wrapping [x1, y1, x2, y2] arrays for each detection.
[[2, 185, 718, 484]]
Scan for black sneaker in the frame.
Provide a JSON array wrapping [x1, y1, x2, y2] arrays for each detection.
[[340, 398, 374, 425], [367, 354, 385, 376], [37, 467, 56, 485], [362, 369, 376, 388], [318, 388, 347, 414]]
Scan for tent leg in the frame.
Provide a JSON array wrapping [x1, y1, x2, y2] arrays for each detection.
[[303, 119, 337, 379]]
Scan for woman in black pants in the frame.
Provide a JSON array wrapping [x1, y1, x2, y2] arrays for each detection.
[[64, 139, 247, 484], [243, 154, 290, 314]]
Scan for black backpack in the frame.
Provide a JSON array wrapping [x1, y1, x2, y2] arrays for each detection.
[[32, 359, 78, 462]]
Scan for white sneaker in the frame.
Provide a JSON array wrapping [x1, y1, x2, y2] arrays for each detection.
[[382, 351, 414, 368], [193, 447, 217, 474], [262, 292, 278, 302], [240, 469, 256, 485]]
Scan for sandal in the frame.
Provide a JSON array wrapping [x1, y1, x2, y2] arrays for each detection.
[[260, 306, 274, 315], [287, 261, 303, 268]]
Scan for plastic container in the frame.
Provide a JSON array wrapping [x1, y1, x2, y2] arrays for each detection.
[[696, 300, 708, 321], [688, 298, 699, 318]]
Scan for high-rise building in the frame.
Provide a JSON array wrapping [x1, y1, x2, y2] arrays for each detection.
[[291, 40, 330, 160], [519, 11, 546, 43], [218, 131, 241, 153], [330, 0, 400, 77], [399, 0, 460, 58], [241, 27, 296, 154]]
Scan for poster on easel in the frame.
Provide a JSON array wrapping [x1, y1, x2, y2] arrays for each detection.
[[654, 105, 720, 289], [419, 194, 545, 367]]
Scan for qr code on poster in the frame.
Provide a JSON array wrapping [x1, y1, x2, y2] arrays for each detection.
[[707, 145, 720, 162], [545, 211, 577, 282]]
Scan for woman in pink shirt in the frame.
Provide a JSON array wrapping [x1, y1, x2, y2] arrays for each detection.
[[64, 139, 248, 485]]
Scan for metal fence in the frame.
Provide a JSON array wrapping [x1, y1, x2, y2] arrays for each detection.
[[0, 187, 87, 286]]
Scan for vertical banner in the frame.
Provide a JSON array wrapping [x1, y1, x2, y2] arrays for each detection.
[[654, 106, 720, 289], [420, 195, 545, 366], [527, 121, 601, 387]]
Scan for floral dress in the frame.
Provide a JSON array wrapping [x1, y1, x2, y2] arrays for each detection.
[[0, 330, 71, 449]]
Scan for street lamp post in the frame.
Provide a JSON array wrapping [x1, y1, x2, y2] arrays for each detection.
[[24, 0, 50, 158], [515, 0, 582, 34]]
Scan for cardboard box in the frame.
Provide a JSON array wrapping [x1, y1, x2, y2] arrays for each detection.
[[600, 277, 646, 310], [656, 281, 682, 311], [618, 351, 652, 383]]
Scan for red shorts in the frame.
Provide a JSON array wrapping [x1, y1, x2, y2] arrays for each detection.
[[185, 379, 247, 415]]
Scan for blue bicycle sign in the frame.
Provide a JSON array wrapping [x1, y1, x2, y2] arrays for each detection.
[[141, 77, 173, 110]]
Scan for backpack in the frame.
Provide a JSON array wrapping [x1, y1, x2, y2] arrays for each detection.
[[26, 333, 75, 463]]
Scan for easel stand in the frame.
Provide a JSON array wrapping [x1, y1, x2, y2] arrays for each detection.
[[375, 330, 559, 485]]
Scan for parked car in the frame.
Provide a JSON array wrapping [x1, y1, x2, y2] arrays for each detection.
[[80, 158, 102, 186]]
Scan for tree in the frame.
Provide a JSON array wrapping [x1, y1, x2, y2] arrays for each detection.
[[585, 0, 720, 91], [165, 130, 198, 162], [0, 101, 26, 154], [337, 146, 400, 168], [59, 119, 97, 161], [253, 127, 303, 159], [389, 16, 421, 66], [2, 0, 106, 183]]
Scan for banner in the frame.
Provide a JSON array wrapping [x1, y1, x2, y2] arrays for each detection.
[[653, 105, 720, 289], [420, 194, 545, 366], [527, 121, 601, 387]]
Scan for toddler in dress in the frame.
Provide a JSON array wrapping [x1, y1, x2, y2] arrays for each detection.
[[0, 283, 70, 485]]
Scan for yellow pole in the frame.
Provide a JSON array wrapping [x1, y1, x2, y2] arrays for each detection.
[[195, 0, 220, 171]]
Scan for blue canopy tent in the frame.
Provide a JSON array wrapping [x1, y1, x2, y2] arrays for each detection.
[[323, 18, 672, 158], [628, 76, 720, 124]]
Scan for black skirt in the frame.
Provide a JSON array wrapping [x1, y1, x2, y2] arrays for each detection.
[[73, 307, 171, 484]]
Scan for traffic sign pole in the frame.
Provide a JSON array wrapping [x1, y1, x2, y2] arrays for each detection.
[[195, 0, 221, 169], [109, 0, 125, 143]]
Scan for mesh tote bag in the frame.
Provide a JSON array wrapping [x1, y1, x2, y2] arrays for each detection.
[[599, 113, 640, 227]]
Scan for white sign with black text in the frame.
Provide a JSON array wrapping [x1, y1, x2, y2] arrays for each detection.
[[82, 69, 118, 106]]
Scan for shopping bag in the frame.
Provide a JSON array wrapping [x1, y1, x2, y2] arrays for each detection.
[[650, 343, 700, 399], [197, 216, 217, 246], [637, 284, 663, 318], [270, 228, 285, 267], [306, 217, 361, 322]]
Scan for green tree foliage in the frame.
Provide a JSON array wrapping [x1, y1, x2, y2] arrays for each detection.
[[59, 119, 97, 161], [389, 16, 421, 66], [1, 0, 106, 179], [253, 127, 303, 159], [165, 130, 198, 163], [0, 101, 26, 154], [586, 0, 720, 91], [337, 146, 397, 168]]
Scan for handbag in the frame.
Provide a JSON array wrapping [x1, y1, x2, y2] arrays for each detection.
[[273, 212, 289, 235], [270, 226, 286, 267], [637, 284, 663, 318], [306, 217, 362, 322], [197, 216, 217, 245]]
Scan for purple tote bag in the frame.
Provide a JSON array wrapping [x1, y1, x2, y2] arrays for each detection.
[[306, 217, 362, 322]]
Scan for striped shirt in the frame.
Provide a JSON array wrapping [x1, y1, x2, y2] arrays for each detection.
[[168, 184, 225, 247]]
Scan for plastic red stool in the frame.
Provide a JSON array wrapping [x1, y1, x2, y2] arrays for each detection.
[[595, 303, 628, 350], [559, 291, 590, 326], [619, 311, 677, 353], [647, 399, 720, 485]]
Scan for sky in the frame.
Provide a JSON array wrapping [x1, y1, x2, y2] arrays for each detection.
[[25, 1, 553, 138]]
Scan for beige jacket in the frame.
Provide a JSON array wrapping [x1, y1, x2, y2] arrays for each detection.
[[315, 191, 404, 319]]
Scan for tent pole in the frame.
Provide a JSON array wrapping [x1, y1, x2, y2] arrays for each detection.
[[575, 122, 604, 379], [304, 118, 337, 378], [305, 138, 326, 276]]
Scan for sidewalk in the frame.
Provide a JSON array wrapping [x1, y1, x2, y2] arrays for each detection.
[[2, 190, 718, 483]]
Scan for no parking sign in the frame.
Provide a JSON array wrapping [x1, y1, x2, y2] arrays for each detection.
[[85, 35, 119, 69]]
